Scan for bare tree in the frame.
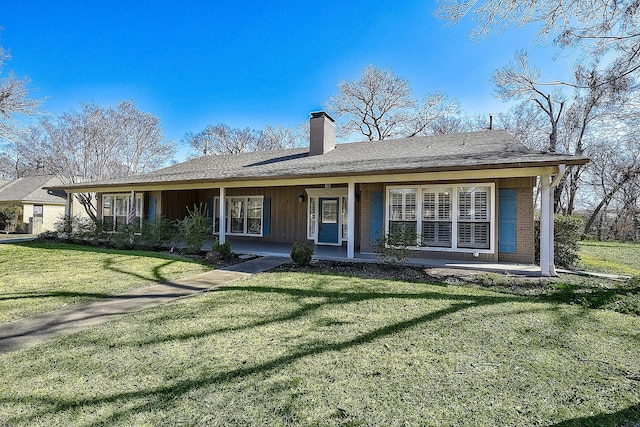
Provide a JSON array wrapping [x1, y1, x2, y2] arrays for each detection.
[[0, 44, 40, 179], [326, 65, 460, 141], [257, 124, 302, 150], [435, 0, 640, 86], [32, 102, 174, 218], [116, 100, 175, 175], [185, 123, 303, 157]]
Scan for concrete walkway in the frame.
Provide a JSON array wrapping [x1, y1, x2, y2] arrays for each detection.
[[0, 256, 289, 354]]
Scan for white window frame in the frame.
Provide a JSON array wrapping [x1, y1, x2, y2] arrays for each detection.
[[385, 183, 495, 254], [213, 195, 264, 237], [101, 193, 144, 232]]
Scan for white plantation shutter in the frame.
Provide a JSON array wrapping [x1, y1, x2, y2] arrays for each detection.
[[422, 188, 452, 247], [457, 186, 491, 249]]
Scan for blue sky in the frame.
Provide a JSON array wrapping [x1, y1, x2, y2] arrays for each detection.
[[2, 1, 574, 159]]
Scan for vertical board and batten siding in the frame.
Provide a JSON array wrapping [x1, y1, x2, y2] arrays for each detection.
[[224, 186, 309, 243]]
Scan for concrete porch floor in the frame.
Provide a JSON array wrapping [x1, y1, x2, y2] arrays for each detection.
[[208, 238, 544, 277]]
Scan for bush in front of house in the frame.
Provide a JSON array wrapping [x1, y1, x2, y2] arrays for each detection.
[[535, 214, 583, 269], [373, 226, 418, 265], [0, 205, 22, 232], [211, 239, 232, 261], [176, 203, 211, 254], [139, 217, 175, 250], [290, 242, 314, 266]]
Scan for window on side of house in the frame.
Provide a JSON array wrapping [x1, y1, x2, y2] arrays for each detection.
[[422, 188, 452, 248], [388, 188, 418, 244], [33, 204, 43, 218], [101, 193, 143, 232], [457, 186, 491, 249], [221, 196, 263, 236]]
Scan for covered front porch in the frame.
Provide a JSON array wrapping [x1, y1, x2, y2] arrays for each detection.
[[214, 237, 543, 276]]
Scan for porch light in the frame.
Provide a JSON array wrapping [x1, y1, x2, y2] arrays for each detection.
[[298, 194, 306, 203]]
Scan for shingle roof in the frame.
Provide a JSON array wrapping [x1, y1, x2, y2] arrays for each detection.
[[53, 130, 589, 190], [0, 175, 67, 204]]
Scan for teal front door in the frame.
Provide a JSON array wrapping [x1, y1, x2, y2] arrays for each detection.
[[318, 197, 340, 244]]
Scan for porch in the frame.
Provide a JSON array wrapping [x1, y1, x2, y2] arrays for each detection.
[[212, 237, 543, 277]]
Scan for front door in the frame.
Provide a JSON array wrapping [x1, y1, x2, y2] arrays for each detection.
[[318, 197, 340, 244]]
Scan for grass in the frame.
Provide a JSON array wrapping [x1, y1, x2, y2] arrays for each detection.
[[0, 271, 639, 426], [578, 240, 640, 276], [0, 242, 210, 323]]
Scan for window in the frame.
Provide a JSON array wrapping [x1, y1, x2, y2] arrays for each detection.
[[386, 184, 494, 252], [220, 196, 263, 236], [388, 189, 417, 244], [422, 188, 451, 247], [307, 197, 317, 239], [102, 193, 143, 232], [457, 186, 491, 249], [33, 205, 43, 218]]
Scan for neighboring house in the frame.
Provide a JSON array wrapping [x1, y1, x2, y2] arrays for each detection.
[[0, 175, 78, 233], [52, 112, 588, 275]]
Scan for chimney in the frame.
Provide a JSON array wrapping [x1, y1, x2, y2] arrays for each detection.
[[309, 111, 336, 155]]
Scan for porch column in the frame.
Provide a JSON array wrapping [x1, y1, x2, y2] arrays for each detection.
[[65, 193, 73, 217], [219, 187, 226, 244], [548, 184, 556, 276], [540, 175, 551, 276], [347, 181, 355, 259]]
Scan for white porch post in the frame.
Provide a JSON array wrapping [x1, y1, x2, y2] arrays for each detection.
[[219, 187, 226, 244], [548, 184, 556, 276], [540, 175, 551, 276], [347, 181, 355, 259]]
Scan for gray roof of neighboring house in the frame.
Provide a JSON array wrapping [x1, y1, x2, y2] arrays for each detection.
[[52, 130, 589, 190], [0, 175, 67, 204]]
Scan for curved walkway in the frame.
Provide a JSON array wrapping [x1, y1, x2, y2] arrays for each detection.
[[0, 256, 288, 354]]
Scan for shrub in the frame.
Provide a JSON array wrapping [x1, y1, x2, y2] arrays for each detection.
[[0, 205, 22, 232], [177, 203, 211, 254], [211, 240, 232, 260], [139, 217, 175, 250], [290, 242, 313, 266], [535, 214, 583, 269], [373, 226, 418, 265]]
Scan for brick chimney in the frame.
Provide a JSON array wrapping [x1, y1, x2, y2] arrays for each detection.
[[309, 111, 336, 155]]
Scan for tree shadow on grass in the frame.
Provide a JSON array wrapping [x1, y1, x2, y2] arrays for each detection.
[[549, 403, 640, 426], [117, 283, 524, 347], [12, 241, 206, 265], [2, 300, 478, 425], [2, 279, 638, 426]]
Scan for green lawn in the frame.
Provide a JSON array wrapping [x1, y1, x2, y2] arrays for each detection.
[[1, 271, 639, 426], [0, 242, 210, 323], [579, 240, 640, 276]]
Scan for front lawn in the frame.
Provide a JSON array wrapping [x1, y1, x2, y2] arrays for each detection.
[[0, 242, 210, 323], [579, 240, 640, 276], [0, 271, 638, 426]]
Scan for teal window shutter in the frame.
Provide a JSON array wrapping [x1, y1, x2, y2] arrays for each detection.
[[370, 191, 384, 245], [498, 189, 517, 253], [262, 197, 271, 236], [148, 196, 156, 223], [207, 198, 214, 229]]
